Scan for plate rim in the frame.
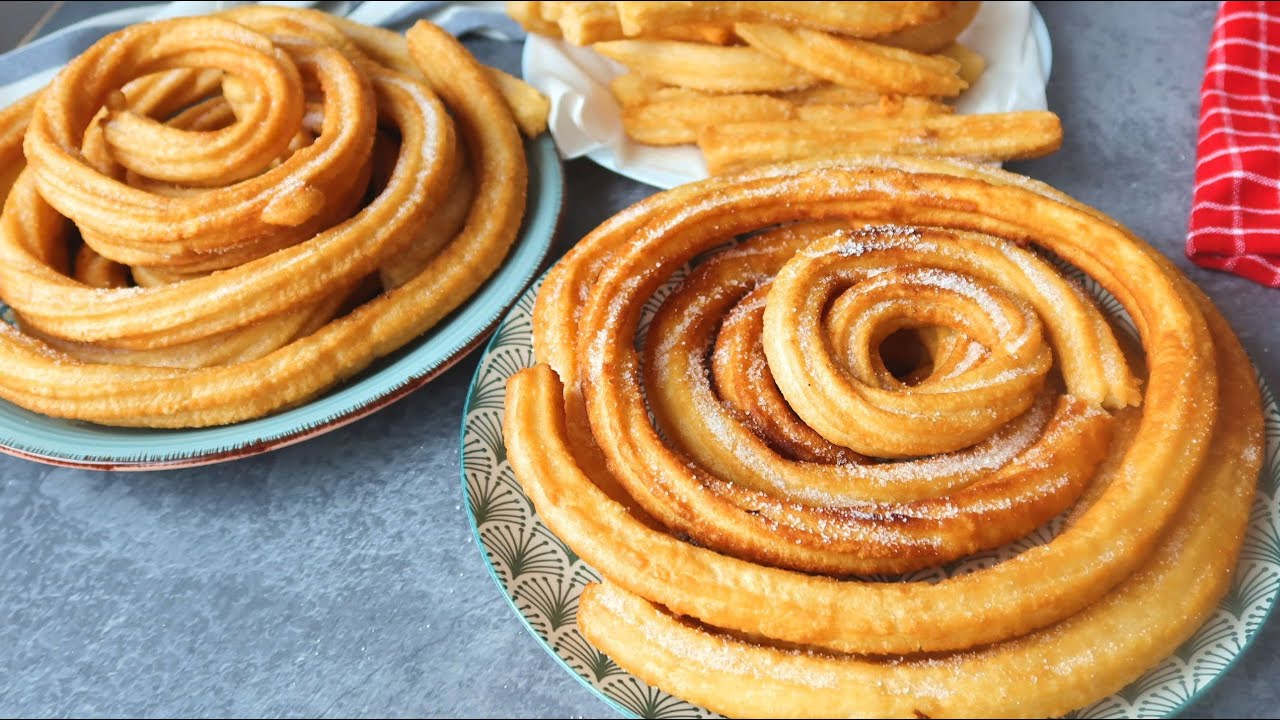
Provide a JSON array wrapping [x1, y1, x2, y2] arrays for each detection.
[[461, 270, 1280, 720], [0, 133, 564, 471], [1165, 374, 1280, 718], [457, 273, 644, 719]]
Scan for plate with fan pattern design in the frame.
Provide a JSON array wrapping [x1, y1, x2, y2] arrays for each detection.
[[460, 253, 1280, 719]]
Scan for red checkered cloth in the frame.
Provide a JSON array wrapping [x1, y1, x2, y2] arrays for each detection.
[[1188, 0, 1280, 288]]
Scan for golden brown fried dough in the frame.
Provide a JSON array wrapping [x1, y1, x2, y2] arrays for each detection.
[[0, 9, 542, 427], [593, 40, 821, 93], [735, 22, 967, 96], [616, 1, 955, 38], [697, 111, 1063, 174], [504, 156, 1259, 720]]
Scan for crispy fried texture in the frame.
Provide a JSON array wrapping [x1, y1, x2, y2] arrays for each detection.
[[619, 93, 950, 146], [616, 2, 955, 38], [735, 22, 967, 96], [635, 224, 1116, 573], [697, 111, 1063, 174], [513, 1, 1006, 170], [573, 282, 1258, 718], [593, 40, 821, 93], [873, 0, 982, 53], [505, 156, 1260, 720], [0, 9, 534, 427]]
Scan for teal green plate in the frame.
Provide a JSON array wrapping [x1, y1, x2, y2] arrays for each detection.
[[0, 134, 562, 470], [462, 264, 1280, 720]]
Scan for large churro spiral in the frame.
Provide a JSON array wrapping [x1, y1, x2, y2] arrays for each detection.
[[0, 10, 542, 427], [641, 222, 1118, 574], [504, 155, 1264, 717]]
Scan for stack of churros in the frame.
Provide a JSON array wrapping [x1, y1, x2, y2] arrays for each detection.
[[503, 155, 1264, 718], [508, 1, 1062, 173], [0, 7, 549, 428]]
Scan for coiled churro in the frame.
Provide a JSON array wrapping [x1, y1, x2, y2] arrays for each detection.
[[0, 9, 546, 427], [504, 155, 1263, 717]]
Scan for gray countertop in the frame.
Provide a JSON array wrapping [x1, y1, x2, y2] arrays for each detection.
[[2, 1, 1277, 717]]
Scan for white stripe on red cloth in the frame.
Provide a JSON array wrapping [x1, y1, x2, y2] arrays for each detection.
[[1196, 144, 1280, 164], [1195, 200, 1280, 213], [1195, 169, 1280, 190]]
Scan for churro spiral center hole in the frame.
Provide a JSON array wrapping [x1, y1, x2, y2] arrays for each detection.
[[769, 251, 1053, 457], [877, 328, 934, 386]]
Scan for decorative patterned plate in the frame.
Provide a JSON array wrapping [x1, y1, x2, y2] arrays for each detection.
[[0, 134, 562, 470], [461, 257, 1280, 719]]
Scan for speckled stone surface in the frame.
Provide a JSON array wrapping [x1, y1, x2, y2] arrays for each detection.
[[1, 2, 1277, 718]]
